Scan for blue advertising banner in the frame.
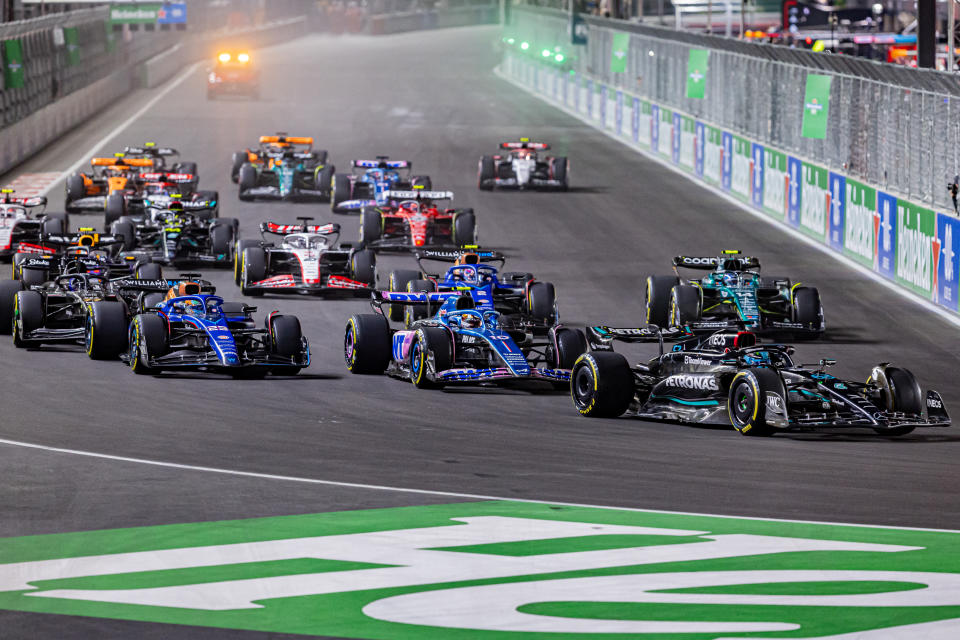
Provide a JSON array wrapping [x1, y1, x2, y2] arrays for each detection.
[[586, 79, 593, 118], [695, 121, 705, 177], [157, 3, 187, 24], [632, 97, 640, 143], [876, 191, 897, 279], [672, 112, 681, 164], [787, 155, 802, 227], [599, 85, 607, 126], [828, 172, 845, 250], [935, 213, 960, 311], [650, 104, 660, 154], [615, 90, 623, 136], [751, 143, 764, 209], [721, 131, 732, 191]]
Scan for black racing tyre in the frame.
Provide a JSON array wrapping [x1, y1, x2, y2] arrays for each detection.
[[478, 155, 495, 189], [669, 284, 701, 326], [552, 156, 569, 190], [344, 313, 392, 374], [177, 161, 198, 177], [792, 286, 822, 330], [129, 314, 168, 374], [238, 164, 257, 201], [110, 217, 137, 252], [871, 366, 922, 436], [645, 275, 680, 328], [241, 247, 267, 296], [65, 174, 85, 205], [233, 239, 260, 285], [331, 174, 351, 212], [411, 175, 432, 190], [20, 267, 48, 288], [142, 292, 165, 311], [453, 210, 477, 247], [0, 279, 22, 335], [42, 212, 68, 235], [571, 351, 634, 418], [270, 314, 303, 357], [231, 152, 247, 183], [315, 165, 334, 194], [360, 207, 382, 245], [405, 279, 436, 327], [555, 327, 588, 370], [728, 367, 783, 436], [350, 249, 376, 286], [387, 269, 422, 322], [12, 289, 43, 348], [527, 281, 556, 323], [135, 262, 163, 280], [104, 193, 126, 226], [85, 300, 128, 360], [410, 326, 452, 389], [210, 222, 234, 257]]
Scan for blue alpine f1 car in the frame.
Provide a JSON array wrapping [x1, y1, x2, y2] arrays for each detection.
[[344, 282, 585, 389], [382, 248, 559, 335], [126, 289, 309, 376], [330, 157, 431, 213]]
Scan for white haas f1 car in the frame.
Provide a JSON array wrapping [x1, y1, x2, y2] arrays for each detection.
[[234, 217, 376, 297], [0, 191, 68, 259], [478, 139, 569, 191]]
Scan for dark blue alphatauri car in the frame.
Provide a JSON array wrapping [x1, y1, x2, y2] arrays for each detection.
[[330, 157, 431, 213], [344, 284, 586, 389], [126, 291, 309, 376]]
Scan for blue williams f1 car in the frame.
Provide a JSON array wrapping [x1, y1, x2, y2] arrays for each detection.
[[126, 289, 309, 376], [571, 325, 949, 437], [344, 287, 585, 389], [330, 157, 431, 213]]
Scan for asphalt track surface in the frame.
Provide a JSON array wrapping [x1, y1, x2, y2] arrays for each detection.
[[2, 26, 960, 637]]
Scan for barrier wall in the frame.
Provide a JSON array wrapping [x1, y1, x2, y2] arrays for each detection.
[[501, 51, 960, 316]]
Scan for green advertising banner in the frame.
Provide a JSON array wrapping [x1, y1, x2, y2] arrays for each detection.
[[63, 28, 80, 67], [762, 148, 789, 218], [109, 3, 162, 24], [3, 39, 25, 89], [685, 49, 709, 99], [610, 32, 629, 73], [896, 199, 936, 296], [800, 161, 830, 239], [4, 501, 960, 638], [844, 179, 878, 268], [801, 74, 832, 139]]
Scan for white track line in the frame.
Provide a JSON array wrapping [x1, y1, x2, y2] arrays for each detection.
[[36, 62, 200, 197], [1, 436, 957, 534], [494, 66, 960, 332]]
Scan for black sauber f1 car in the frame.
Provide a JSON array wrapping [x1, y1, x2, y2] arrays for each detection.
[[234, 218, 375, 296], [645, 251, 825, 338], [0, 273, 190, 359], [478, 139, 569, 191], [570, 326, 950, 437]]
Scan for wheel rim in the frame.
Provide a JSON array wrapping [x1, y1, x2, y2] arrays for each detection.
[[573, 365, 595, 409], [344, 323, 356, 366], [85, 314, 93, 355], [732, 383, 755, 426], [411, 340, 422, 377]]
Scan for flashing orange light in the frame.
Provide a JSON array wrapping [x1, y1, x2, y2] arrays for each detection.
[[237, 52, 250, 63], [218, 52, 231, 63]]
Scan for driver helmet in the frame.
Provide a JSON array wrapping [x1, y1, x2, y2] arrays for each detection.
[[743, 351, 771, 366], [178, 299, 204, 317], [461, 313, 482, 329]]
